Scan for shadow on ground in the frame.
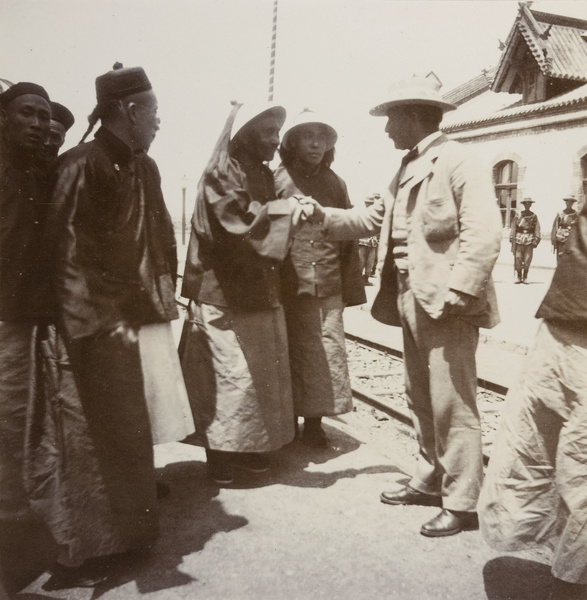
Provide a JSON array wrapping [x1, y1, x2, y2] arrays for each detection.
[[484, 556, 553, 600], [9, 422, 399, 599]]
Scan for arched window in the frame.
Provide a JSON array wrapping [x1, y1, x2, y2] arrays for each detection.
[[494, 160, 518, 227]]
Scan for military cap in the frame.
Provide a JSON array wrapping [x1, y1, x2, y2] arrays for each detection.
[[0, 81, 50, 108], [95, 62, 152, 104], [50, 101, 75, 131]]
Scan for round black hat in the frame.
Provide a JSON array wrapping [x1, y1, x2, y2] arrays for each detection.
[[50, 101, 75, 131], [95, 62, 152, 104], [0, 81, 50, 108]]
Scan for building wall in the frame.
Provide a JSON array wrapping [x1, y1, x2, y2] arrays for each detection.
[[450, 118, 586, 235]]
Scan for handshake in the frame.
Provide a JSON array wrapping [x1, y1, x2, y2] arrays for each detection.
[[291, 195, 324, 226]]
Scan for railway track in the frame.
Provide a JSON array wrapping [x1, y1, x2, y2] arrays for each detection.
[[345, 334, 507, 464]]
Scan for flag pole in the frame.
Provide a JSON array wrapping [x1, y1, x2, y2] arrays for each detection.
[[268, 0, 278, 102]]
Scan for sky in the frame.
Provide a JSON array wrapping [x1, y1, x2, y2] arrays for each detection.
[[2, 0, 587, 220]]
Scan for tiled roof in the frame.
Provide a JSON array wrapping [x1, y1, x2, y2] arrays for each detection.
[[443, 67, 497, 106], [493, 5, 587, 91], [442, 81, 587, 132]]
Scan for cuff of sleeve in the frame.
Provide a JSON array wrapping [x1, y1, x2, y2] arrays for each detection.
[[267, 198, 295, 216]]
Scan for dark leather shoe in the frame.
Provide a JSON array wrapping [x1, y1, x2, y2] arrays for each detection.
[[380, 486, 442, 507], [420, 509, 479, 537]]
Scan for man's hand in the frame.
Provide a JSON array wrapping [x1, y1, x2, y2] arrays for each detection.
[[298, 196, 324, 223], [292, 196, 322, 227], [108, 322, 138, 347], [442, 289, 476, 315]]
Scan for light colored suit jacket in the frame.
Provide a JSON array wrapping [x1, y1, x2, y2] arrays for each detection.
[[323, 134, 502, 328]]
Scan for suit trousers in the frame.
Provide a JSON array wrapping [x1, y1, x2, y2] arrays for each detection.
[[396, 272, 483, 512]]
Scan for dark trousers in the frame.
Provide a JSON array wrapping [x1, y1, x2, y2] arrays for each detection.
[[67, 332, 158, 549]]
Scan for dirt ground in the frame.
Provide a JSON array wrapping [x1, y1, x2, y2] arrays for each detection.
[[10, 399, 557, 600]]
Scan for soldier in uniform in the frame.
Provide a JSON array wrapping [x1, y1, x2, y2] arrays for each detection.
[[510, 198, 541, 284], [551, 195, 578, 263], [358, 193, 380, 285]]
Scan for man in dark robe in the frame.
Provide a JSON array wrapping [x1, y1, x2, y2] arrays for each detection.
[[0, 81, 53, 594], [46, 63, 178, 587]]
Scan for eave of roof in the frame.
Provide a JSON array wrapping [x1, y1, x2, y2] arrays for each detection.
[[442, 82, 587, 133], [492, 4, 587, 92], [443, 67, 497, 106]]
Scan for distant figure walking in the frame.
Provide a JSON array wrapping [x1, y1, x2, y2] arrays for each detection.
[[510, 198, 541, 283], [551, 195, 578, 263]]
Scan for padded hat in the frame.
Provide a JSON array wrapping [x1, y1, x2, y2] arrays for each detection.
[[370, 75, 456, 116], [0, 81, 50, 108], [280, 109, 338, 151], [50, 101, 75, 131], [95, 62, 152, 104]]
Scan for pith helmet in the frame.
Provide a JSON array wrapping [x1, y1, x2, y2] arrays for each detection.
[[370, 75, 456, 116], [280, 109, 338, 151]]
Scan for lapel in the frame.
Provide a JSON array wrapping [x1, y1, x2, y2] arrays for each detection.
[[384, 134, 449, 245], [398, 133, 447, 195]]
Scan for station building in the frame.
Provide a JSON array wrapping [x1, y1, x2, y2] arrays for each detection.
[[442, 3, 587, 242]]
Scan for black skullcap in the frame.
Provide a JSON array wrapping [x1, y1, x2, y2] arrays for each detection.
[[95, 62, 152, 104], [50, 101, 75, 131], [0, 82, 50, 109]]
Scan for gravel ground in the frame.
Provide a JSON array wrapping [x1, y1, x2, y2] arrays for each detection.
[[345, 339, 506, 459]]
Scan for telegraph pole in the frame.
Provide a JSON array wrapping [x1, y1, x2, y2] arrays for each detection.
[[268, 0, 278, 101], [181, 175, 188, 245]]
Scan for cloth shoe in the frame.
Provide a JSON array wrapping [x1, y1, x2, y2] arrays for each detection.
[[301, 418, 330, 448], [420, 509, 478, 537], [206, 449, 234, 484], [231, 452, 270, 473], [43, 561, 108, 590], [380, 485, 442, 507]]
